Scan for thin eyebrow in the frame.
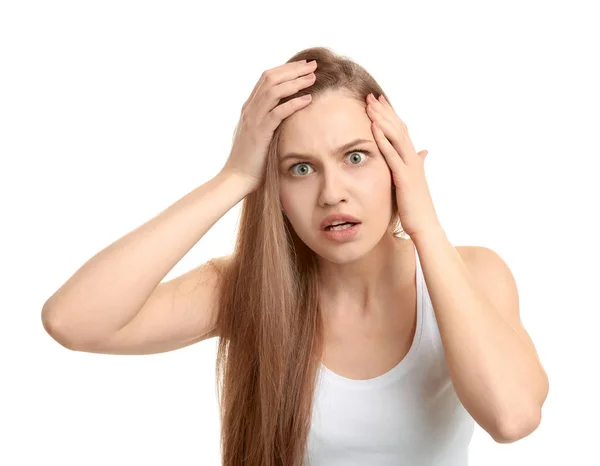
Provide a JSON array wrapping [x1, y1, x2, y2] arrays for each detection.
[[279, 138, 374, 164]]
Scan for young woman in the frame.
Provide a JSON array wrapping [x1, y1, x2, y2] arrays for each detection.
[[42, 46, 548, 466]]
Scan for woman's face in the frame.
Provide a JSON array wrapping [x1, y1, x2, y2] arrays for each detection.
[[278, 90, 395, 263]]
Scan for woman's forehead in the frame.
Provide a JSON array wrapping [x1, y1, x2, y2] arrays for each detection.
[[279, 95, 371, 155]]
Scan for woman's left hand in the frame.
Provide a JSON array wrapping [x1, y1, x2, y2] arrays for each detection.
[[365, 93, 441, 239]]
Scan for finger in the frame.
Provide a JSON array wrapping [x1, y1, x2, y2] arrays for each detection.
[[256, 72, 315, 118], [247, 60, 315, 111], [248, 60, 305, 98], [377, 95, 399, 117], [369, 110, 415, 163], [369, 94, 406, 128], [378, 94, 392, 108], [366, 101, 394, 130], [262, 59, 316, 88], [372, 122, 405, 171], [366, 93, 384, 113], [265, 94, 313, 132], [366, 97, 395, 127]]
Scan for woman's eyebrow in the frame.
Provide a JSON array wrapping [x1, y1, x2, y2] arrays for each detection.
[[279, 138, 374, 164]]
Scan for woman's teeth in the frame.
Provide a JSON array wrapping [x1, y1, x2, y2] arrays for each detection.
[[327, 223, 354, 231]]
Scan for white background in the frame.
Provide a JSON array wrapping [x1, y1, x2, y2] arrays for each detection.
[[2, 0, 598, 464]]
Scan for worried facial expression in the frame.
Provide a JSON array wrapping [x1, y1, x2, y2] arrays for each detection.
[[278, 90, 396, 262]]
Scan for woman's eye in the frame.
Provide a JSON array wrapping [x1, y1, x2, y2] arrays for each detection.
[[290, 163, 314, 177], [347, 151, 366, 165], [289, 150, 368, 177]]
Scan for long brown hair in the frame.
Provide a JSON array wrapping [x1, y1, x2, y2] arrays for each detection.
[[212, 46, 406, 466]]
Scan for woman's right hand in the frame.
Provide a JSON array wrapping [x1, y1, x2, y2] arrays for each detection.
[[220, 59, 318, 193]]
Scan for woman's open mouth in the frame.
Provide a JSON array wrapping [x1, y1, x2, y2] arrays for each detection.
[[321, 222, 361, 241]]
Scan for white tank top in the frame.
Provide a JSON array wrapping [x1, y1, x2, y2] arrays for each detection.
[[305, 243, 475, 465]]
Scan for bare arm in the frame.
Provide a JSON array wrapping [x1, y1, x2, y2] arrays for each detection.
[[41, 171, 253, 349], [42, 58, 317, 352]]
